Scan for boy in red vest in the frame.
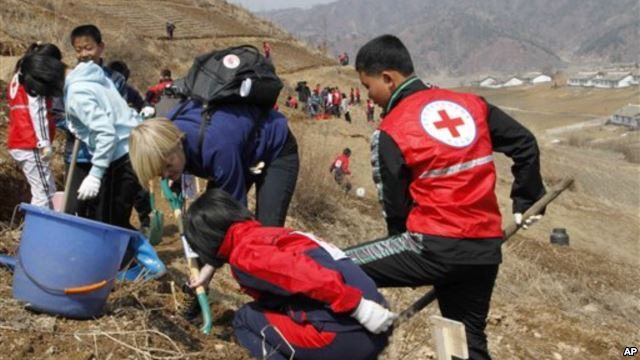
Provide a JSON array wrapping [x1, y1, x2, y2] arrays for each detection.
[[344, 35, 546, 360], [329, 148, 352, 193]]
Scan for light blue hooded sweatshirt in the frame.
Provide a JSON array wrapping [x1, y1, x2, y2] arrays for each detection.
[[64, 61, 142, 179]]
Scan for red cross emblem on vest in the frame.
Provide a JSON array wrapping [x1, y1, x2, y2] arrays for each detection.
[[434, 110, 464, 137], [420, 100, 477, 148]]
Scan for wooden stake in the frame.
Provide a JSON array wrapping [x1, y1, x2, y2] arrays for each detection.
[[430, 315, 468, 360]]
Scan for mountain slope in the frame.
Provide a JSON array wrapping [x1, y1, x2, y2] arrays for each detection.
[[263, 0, 639, 76]]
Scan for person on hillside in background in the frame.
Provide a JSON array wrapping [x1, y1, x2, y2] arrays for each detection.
[[355, 87, 361, 104], [314, 83, 321, 96], [341, 92, 351, 123], [366, 99, 375, 122], [329, 148, 352, 193], [295, 80, 311, 109], [263, 41, 271, 60], [145, 69, 173, 106], [332, 87, 342, 118], [53, 24, 129, 219], [350, 87, 355, 105], [308, 92, 322, 119], [6, 43, 61, 209], [166, 21, 176, 40], [106, 60, 145, 112], [184, 188, 394, 360], [344, 35, 546, 360], [285, 95, 298, 109]]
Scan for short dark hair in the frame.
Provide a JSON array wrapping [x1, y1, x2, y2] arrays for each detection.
[[19, 54, 66, 97], [161, 69, 171, 78], [343, 147, 351, 156], [355, 34, 414, 76], [70, 24, 102, 45], [107, 60, 130, 80], [15, 43, 62, 73], [184, 188, 253, 267]]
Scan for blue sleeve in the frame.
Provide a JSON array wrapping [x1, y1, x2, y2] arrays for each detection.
[[211, 144, 248, 205]]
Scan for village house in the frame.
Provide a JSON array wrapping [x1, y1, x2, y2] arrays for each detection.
[[502, 76, 525, 87], [592, 72, 634, 89], [568, 72, 601, 87], [473, 76, 500, 88], [608, 104, 640, 129], [521, 72, 552, 84]]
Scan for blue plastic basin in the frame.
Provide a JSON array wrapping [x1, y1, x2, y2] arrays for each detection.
[[12, 203, 138, 318]]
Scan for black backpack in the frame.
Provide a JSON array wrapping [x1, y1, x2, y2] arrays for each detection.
[[169, 45, 283, 152]]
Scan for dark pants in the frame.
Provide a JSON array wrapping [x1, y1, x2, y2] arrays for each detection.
[[66, 160, 150, 227], [93, 154, 142, 230], [344, 111, 351, 123], [64, 162, 95, 218], [133, 189, 151, 228], [344, 233, 498, 360], [247, 151, 299, 227], [234, 302, 388, 360]]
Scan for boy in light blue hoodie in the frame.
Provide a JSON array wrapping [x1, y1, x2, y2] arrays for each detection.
[[20, 53, 142, 230]]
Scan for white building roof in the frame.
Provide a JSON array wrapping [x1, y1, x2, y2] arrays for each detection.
[[614, 104, 640, 118]]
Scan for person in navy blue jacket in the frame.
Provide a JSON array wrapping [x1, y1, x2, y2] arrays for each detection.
[[184, 188, 395, 360], [129, 100, 299, 227]]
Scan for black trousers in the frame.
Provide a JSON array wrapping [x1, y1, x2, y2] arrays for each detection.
[[344, 233, 498, 360], [66, 159, 150, 227], [246, 150, 299, 227]]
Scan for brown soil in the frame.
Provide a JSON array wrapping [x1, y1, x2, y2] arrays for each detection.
[[1, 1, 639, 359]]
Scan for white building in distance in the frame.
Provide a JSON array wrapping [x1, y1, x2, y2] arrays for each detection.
[[521, 72, 552, 84], [502, 76, 525, 87], [568, 72, 601, 87], [593, 72, 634, 88], [608, 104, 640, 129]]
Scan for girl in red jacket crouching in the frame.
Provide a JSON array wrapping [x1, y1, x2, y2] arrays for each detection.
[[185, 188, 395, 360]]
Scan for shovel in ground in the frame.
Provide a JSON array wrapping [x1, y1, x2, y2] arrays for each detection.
[[147, 180, 164, 246], [160, 178, 213, 335], [393, 178, 574, 327]]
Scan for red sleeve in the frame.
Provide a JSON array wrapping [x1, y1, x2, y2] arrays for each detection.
[[230, 241, 362, 314], [343, 157, 351, 174]]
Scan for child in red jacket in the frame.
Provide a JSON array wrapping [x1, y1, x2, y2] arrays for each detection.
[[185, 188, 395, 360], [329, 148, 352, 193], [7, 43, 60, 208]]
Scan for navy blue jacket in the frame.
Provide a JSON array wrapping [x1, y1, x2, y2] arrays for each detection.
[[167, 101, 289, 205]]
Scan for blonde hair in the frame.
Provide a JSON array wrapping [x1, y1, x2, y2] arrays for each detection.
[[129, 118, 184, 189]]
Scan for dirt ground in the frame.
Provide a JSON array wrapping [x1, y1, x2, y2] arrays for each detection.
[[2, 77, 638, 359], [0, 0, 639, 357]]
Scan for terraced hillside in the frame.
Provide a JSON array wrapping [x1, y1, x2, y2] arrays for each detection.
[[0, 0, 334, 88]]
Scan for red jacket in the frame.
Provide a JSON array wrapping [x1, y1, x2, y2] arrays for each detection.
[[379, 88, 502, 238], [330, 154, 351, 175], [6, 74, 55, 150], [216, 221, 387, 331], [146, 80, 172, 104]]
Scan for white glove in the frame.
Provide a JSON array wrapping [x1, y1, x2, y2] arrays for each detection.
[[514, 213, 543, 229], [189, 263, 216, 288], [77, 174, 101, 200], [249, 161, 265, 175], [351, 298, 397, 334], [140, 106, 156, 119], [39, 146, 53, 162]]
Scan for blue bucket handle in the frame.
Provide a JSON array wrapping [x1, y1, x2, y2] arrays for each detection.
[[17, 251, 110, 295]]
